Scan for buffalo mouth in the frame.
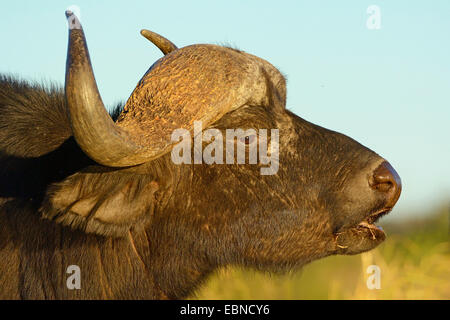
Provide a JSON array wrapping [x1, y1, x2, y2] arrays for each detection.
[[333, 208, 391, 255]]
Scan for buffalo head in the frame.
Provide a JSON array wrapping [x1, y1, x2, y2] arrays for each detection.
[[3, 11, 402, 298]]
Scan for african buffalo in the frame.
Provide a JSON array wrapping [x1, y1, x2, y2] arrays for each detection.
[[0, 12, 401, 299]]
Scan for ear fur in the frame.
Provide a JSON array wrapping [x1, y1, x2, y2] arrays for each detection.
[[40, 167, 159, 237], [0, 75, 71, 157]]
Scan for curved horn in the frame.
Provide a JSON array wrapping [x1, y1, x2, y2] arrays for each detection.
[[65, 11, 284, 169], [140, 29, 178, 55], [65, 11, 156, 167]]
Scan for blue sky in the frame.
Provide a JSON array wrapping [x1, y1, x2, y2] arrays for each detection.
[[1, 1, 449, 221]]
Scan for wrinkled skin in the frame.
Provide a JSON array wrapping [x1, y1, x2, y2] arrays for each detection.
[[0, 71, 394, 299]]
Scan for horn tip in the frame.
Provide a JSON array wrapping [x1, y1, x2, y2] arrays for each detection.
[[65, 10, 82, 30], [65, 10, 74, 18]]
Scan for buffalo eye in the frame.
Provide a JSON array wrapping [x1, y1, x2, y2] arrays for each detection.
[[240, 134, 256, 145]]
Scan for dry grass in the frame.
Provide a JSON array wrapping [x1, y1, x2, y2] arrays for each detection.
[[194, 205, 449, 300]]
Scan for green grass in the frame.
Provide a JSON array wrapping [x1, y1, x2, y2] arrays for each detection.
[[194, 205, 449, 299]]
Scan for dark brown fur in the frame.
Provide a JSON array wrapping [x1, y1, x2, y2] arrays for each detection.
[[0, 67, 388, 299]]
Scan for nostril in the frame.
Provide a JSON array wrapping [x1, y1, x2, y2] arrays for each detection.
[[370, 161, 402, 206], [373, 180, 393, 192]]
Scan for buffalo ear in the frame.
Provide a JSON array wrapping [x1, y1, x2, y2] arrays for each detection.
[[0, 75, 71, 157], [40, 168, 160, 237]]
